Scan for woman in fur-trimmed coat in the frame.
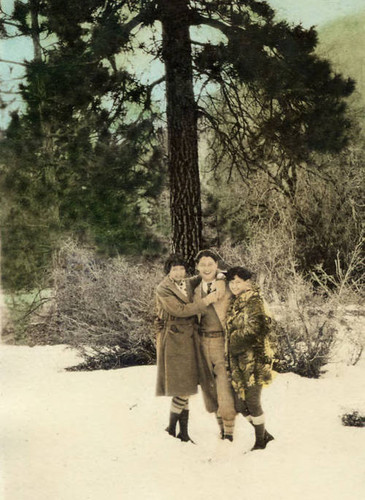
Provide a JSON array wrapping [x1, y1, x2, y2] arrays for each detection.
[[155, 254, 217, 442], [225, 266, 276, 451]]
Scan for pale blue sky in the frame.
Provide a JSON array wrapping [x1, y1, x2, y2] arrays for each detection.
[[1, 0, 365, 127], [268, 0, 365, 28]]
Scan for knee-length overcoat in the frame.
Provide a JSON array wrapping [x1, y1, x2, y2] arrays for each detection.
[[225, 285, 276, 400], [155, 276, 216, 405]]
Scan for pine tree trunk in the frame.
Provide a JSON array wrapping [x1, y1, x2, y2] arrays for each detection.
[[29, 0, 42, 62], [29, 0, 59, 225], [159, 0, 202, 270]]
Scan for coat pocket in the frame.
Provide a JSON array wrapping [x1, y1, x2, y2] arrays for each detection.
[[168, 324, 193, 336]]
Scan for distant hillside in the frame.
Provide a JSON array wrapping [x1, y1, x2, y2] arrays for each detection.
[[317, 11, 365, 115]]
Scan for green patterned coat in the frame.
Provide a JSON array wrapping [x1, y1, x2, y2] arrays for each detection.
[[225, 286, 276, 400]]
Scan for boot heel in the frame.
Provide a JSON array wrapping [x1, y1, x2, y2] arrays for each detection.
[[178, 409, 195, 444], [165, 411, 180, 438]]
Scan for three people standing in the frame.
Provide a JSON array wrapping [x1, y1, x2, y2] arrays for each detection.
[[155, 252, 276, 451]]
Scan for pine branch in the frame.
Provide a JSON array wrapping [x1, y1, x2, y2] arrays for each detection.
[[0, 90, 22, 95], [0, 59, 27, 66], [0, 19, 23, 29], [190, 12, 236, 38]]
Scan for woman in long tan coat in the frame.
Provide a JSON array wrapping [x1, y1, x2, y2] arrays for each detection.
[[155, 254, 218, 442]]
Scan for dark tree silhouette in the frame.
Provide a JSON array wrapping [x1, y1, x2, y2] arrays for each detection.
[[1, 0, 355, 271]]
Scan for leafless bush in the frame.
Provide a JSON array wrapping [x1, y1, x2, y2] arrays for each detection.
[[271, 274, 337, 378], [218, 219, 296, 302], [27, 236, 363, 375], [310, 231, 365, 301], [27, 240, 163, 369], [2, 289, 51, 344]]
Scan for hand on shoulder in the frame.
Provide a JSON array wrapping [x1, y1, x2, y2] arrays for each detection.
[[214, 279, 227, 300], [203, 291, 218, 305]]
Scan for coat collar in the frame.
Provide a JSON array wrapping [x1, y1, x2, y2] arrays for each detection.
[[160, 275, 191, 303], [234, 284, 260, 304]]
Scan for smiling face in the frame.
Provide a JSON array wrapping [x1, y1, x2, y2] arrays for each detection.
[[196, 256, 219, 282], [168, 265, 186, 282], [228, 276, 252, 296]]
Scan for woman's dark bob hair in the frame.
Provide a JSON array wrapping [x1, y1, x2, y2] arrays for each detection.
[[226, 266, 253, 282], [164, 254, 188, 275]]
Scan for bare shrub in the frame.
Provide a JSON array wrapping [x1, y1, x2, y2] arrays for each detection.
[[27, 240, 163, 369], [2, 289, 51, 344], [26, 236, 363, 376], [271, 273, 337, 378], [310, 231, 364, 300], [218, 219, 296, 302], [308, 236, 365, 368]]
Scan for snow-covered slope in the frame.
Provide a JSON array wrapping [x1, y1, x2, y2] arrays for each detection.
[[1, 345, 364, 500]]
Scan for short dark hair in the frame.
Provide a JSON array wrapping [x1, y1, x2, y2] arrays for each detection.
[[226, 266, 252, 282], [195, 249, 220, 264], [164, 254, 187, 274]]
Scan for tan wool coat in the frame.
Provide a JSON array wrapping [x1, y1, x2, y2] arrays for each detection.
[[155, 276, 216, 407]]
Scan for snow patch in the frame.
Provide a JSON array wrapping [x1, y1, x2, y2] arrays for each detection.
[[0, 345, 364, 500]]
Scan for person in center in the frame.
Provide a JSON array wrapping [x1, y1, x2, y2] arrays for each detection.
[[193, 250, 237, 441], [225, 266, 276, 451]]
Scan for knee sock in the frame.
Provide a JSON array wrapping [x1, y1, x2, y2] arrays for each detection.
[[251, 414, 265, 426], [223, 419, 235, 440], [171, 396, 189, 414], [166, 397, 189, 437], [216, 412, 224, 437], [245, 414, 254, 426]]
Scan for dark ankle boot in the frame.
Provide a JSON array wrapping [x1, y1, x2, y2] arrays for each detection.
[[264, 430, 275, 444], [177, 409, 195, 443], [244, 414, 274, 446], [251, 423, 266, 450], [165, 411, 180, 437], [251, 424, 274, 450]]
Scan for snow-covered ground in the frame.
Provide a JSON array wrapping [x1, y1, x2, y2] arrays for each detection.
[[0, 345, 364, 500]]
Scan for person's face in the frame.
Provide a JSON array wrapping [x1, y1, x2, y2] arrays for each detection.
[[196, 256, 218, 282], [169, 265, 186, 282], [229, 276, 251, 296]]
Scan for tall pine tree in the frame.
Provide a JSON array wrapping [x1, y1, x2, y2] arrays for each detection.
[[1, 0, 355, 273]]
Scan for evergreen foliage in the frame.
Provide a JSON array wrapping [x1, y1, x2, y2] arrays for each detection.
[[0, 1, 166, 290], [0, 0, 357, 288], [0, 108, 165, 290]]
